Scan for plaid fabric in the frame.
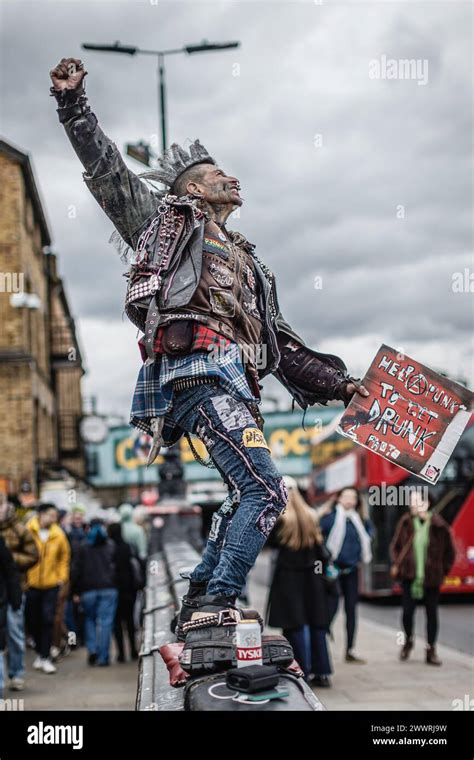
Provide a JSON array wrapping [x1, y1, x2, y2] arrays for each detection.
[[130, 339, 261, 437], [138, 323, 231, 361]]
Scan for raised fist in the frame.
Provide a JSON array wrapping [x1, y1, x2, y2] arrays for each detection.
[[50, 58, 87, 92]]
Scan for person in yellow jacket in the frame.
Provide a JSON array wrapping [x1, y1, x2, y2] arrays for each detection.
[[26, 504, 70, 674]]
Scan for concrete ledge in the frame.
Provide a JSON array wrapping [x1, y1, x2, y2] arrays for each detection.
[[136, 652, 184, 712]]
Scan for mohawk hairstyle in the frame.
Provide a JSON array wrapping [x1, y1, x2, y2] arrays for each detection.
[[139, 139, 215, 192], [110, 139, 215, 263]]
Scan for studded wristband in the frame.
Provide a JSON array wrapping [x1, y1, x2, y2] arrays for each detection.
[[50, 86, 90, 124]]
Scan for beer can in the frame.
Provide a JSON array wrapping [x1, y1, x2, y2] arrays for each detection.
[[235, 619, 262, 668]]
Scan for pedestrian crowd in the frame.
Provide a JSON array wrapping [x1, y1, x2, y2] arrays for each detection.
[[265, 480, 455, 688], [0, 496, 147, 696], [0, 480, 456, 698]]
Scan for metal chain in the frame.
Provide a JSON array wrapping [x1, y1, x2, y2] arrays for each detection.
[[185, 432, 216, 469]]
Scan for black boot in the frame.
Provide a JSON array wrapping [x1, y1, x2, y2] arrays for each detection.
[[181, 592, 238, 627], [345, 650, 366, 664], [171, 579, 209, 642], [426, 645, 442, 666], [400, 637, 414, 661], [179, 594, 278, 677], [310, 675, 332, 688]]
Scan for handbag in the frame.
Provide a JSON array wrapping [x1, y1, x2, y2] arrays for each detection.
[[318, 543, 341, 593], [130, 555, 145, 590], [390, 533, 414, 580]]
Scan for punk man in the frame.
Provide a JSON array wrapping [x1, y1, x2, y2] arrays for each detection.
[[49, 58, 368, 650]]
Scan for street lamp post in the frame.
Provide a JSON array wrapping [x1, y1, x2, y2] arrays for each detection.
[[82, 40, 240, 153], [158, 52, 166, 151]]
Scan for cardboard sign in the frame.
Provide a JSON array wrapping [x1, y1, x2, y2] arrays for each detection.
[[337, 344, 474, 483]]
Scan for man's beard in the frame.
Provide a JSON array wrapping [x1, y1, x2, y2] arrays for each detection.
[[206, 182, 243, 207]]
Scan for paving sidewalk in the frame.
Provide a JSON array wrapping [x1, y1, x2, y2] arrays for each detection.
[[8, 556, 472, 712], [13, 646, 139, 711], [313, 614, 473, 711], [247, 556, 474, 712]]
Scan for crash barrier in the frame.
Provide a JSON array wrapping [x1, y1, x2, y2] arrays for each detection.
[[136, 541, 326, 711]]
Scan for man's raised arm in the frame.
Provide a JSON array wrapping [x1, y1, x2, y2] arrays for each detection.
[[50, 57, 156, 246]]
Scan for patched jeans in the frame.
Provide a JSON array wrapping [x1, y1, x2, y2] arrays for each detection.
[[168, 384, 288, 598]]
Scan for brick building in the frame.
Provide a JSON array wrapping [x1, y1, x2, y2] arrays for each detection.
[[0, 137, 86, 496]]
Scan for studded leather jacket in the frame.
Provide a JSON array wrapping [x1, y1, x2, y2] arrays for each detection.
[[177, 220, 263, 350], [51, 84, 355, 408]]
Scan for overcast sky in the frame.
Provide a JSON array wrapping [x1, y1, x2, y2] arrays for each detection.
[[1, 0, 472, 421]]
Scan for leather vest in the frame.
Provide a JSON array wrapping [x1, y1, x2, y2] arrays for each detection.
[[123, 199, 279, 373], [159, 221, 263, 356]]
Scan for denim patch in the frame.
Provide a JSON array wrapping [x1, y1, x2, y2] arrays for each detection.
[[209, 512, 222, 542], [210, 395, 255, 432], [195, 422, 215, 451], [220, 495, 236, 516], [255, 504, 281, 538], [198, 405, 281, 505], [242, 427, 270, 450], [225, 474, 241, 508]]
